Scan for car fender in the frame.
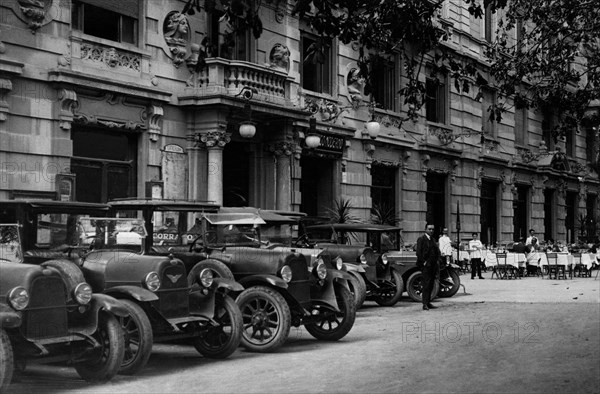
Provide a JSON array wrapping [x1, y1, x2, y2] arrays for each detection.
[[0, 305, 21, 329], [343, 263, 365, 273], [237, 274, 288, 290], [212, 277, 244, 292], [89, 293, 129, 317], [104, 285, 159, 302]]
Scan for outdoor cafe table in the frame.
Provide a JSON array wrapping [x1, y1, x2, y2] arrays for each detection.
[[538, 252, 574, 269], [483, 251, 527, 268]]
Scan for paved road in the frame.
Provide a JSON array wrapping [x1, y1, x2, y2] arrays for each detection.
[[6, 273, 600, 394]]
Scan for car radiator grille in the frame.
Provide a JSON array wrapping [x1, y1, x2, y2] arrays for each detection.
[[23, 276, 68, 339], [287, 256, 311, 307], [157, 265, 189, 318]]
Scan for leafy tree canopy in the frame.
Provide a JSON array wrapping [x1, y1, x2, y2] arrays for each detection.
[[183, 0, 600, 137]]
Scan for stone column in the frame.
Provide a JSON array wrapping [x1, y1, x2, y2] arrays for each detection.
[[268, 141, 295, 211], [200, 131, 231, 205]]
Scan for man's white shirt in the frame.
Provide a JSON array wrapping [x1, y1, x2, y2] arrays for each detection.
[[468, 239, 484, 259]]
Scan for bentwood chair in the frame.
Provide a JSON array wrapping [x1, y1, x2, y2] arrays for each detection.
[[492, 253, 510, 279], [546, 252, 563, 279], [572, 253, 587, 277]]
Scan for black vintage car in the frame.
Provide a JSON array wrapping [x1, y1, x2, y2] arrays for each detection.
[[0, 223, 126, 389], [0, 200, 242, 376], [108, 200, 356, 353], [301, 223, 407, 307]]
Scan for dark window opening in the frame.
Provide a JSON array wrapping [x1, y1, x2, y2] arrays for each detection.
[[425, 77, 446, 124], [565, 191, 577, 244], [301, 33, 331, 94], [371, 165, 396, 225], [72, 1, 138, 45], [71, 128, 137, 203], [300, 156, 334, 217], [371, 59, 396, 111]]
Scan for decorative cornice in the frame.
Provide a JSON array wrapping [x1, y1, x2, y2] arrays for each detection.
[[73, 113, 145, 131]]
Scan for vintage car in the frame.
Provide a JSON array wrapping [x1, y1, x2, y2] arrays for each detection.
[[300, 223, 407, 307], [107, 200, 356, 353], [0, 223, 126, 389], [0, 200, 242, 375]]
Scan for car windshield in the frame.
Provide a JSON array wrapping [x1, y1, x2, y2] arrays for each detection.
[[203, 213, 264, 247], [261, 223, 294, 245], [0, 224, 23, 263], [77, 217, 147, 251], [34, 213, 96, 249]]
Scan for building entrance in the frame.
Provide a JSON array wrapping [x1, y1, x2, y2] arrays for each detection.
[[223, 142, 250, 207], [300, 156, 335, 217]]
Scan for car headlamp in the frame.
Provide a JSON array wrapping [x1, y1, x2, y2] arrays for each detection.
[[335, 256, 343, 270], [316, 262, 327, 280], [199, 268, 214, 287], [381, 254, 389, 265], [144, 271, 161, 292], [8, 286, 29, 311], [280, 265, 293, 283], [74, 283, 93, 305], [359, 254, 367, 264]]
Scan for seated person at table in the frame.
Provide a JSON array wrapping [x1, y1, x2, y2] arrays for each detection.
[[512, 238, 528, 254]]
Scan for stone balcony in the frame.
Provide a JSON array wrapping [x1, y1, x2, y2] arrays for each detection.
[[183, 58, 294, 108]]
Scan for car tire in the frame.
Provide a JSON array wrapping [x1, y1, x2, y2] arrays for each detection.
[[347, 271, 367, 309], [236, 286, 291, 352], [192, 294, 242, 359], [74, 312, 125, 382], [305, 283, 356, 341], [438, 268, 460, 298], [0, 329, 14, 392], [41, 259, 85, 298], [187, 259, 234, 287], [374, 269, 404, 307], [118, 300, 153, 376], [406, 271, 440, 303]]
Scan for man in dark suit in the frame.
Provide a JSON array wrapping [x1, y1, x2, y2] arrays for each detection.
[[416, 222, 440, 311]]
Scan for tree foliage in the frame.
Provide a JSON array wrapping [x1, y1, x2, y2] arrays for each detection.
[[183, 0, 600, 135]]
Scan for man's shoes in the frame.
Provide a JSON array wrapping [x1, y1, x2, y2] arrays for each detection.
[[422, 305, 429, 311], [479, 276, 485, 279], [426, 304, 437, 309], [471, 277, 475, 280]]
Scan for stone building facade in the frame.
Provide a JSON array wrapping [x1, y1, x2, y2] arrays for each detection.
[[0, 0, 598, 245]]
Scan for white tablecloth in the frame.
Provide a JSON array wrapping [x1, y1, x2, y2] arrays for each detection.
[[539, 253, 573, 268], [484, 252, 526, 268]]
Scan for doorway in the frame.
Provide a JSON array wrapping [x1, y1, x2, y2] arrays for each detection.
[[223, 142, 250, 207], [425, 172, 446, 239], [480, 180, 498, 245], [512, 185, 528, 241], [300, 156, 335, 216]]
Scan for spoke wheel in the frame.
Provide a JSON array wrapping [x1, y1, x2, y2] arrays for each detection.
[[407, 271, 440, 303], [0, 329, 14, 391], [74, 313, 125, 382], [304, 284, 356, 341], [438, 268, 460, 298], [193, 294, 242, 358], [118, 300, 153, 375], [236, 286, 291, 352], [374, 269, 404, 306]]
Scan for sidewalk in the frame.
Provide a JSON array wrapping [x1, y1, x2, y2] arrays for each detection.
[[445, 270, 600, 304]]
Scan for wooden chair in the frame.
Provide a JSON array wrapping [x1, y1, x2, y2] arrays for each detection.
[[572, 253, 587, 277], [546, 252, 563, 279], [493, 253, 510, 279]]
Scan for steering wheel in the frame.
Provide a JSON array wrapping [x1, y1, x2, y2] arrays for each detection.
[[188, 235, 204, 252]]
